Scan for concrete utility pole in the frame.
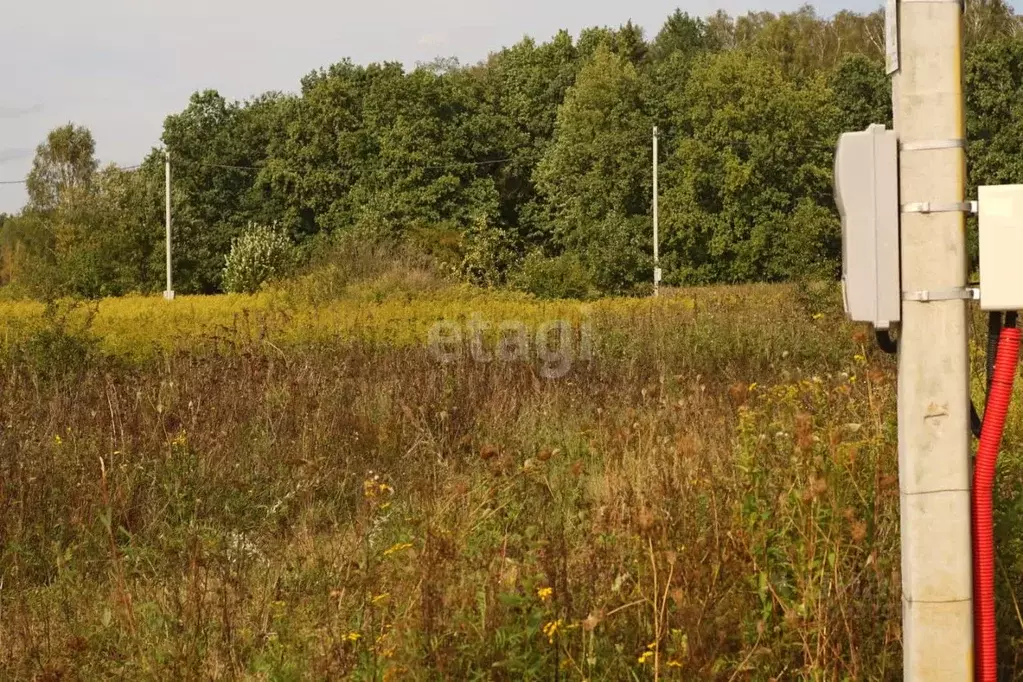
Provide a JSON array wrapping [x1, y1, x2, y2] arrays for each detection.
[[164, 150, 174, 300], [652, 126, 660, 297], [892, 0, 973, 676]]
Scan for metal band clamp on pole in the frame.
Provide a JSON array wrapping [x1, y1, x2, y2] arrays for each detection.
[[903, 288, 981, 302], [899, 139, 967, 152], [902, 201, 978, 215]]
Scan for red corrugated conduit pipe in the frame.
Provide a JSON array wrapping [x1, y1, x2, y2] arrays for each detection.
[[877, 313, 1019, 679], [973, 313, 1020, 682]]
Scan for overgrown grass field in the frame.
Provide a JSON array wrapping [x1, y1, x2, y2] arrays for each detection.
[[2, 280, 1023, 680]]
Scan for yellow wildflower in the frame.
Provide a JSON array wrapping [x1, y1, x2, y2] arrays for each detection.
[[345, 631, 361, 642], [54, 435, 62, 445], [537, 586, 553, 602], [542, 619, 563, 644], [383, 542, 413, 557], [363, 477, 395, 499], [638, 650, 654, 664]]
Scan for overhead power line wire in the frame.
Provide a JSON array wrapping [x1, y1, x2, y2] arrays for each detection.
[[194, 156, 518, 173], [0, 155, 516, 186], [199, 162, 263, 171], [0, 162, 143, 186]]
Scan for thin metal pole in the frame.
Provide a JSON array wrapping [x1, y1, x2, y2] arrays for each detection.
[[653, 126, 660, 297], [164, 150, 174, 300]]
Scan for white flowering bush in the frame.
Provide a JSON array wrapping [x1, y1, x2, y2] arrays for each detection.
[[222, 223, 296, 294]]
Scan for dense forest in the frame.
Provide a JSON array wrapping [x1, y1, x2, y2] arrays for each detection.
[[2, 2, 1023, 298]]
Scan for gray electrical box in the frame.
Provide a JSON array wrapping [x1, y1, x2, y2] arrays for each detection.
[[834, 123, 901, 330]]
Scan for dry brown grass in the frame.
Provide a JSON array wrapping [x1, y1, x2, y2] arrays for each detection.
[[0, 282, 1020, 680]]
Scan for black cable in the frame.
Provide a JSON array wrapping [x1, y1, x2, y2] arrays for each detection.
[[980, 313, 1005, 438], [987, 312, 1003, 396], [1, 162, 142, 185], [876, 328, 898, 354], [871, 311, 1014, 440], [193, 157, 518, 174], [873, 327, 979, 436], [974, 311, 1019, 440]]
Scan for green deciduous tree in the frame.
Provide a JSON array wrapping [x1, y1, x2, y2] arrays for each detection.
[[966, 37, 1023, 188], [577, 22, 648, 65], [663, 51, 841, 283], [9, 5, 1023, 300], [830, 54, 892, 132], [534, 45, 653, 292], [650, 11, 712, 63], [964, 36, 1023, 264], [965, 0, 1020, 46], [468, 32, 579, 242], [222, 223, 297, 293], [156, 89, 295, 293], [25, 124, 98, 212]]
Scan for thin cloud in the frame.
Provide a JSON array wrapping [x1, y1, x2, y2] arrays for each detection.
[[0, 104, 43, 119], [418, 33, 448, 47], [0, 148, 33, 164]]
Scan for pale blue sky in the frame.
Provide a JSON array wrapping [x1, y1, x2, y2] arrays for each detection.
[[0, 0, 890, 213]]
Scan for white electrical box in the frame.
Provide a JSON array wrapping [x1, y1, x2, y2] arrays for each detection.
[[979, 184, 1023, 311], [834, 124, 901, 329]]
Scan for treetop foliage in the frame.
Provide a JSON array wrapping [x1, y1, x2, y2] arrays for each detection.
[[2, 1, 1021, 298]]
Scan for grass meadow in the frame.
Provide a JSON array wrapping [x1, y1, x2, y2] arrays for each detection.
[[2, 278, 1023, 680]]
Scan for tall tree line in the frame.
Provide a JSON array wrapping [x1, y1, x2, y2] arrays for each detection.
[[2, 2, 1021, 298]]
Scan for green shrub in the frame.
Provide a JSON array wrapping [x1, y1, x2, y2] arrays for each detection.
[[222, 223, 297, 294], [582, 213, 653, 296], [511, 251, 593, 300], [459, 216, 519, 287], [282, 228, 448, 306], [5, 299, 103, 380]]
